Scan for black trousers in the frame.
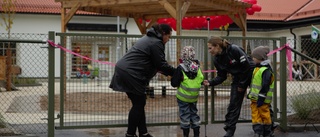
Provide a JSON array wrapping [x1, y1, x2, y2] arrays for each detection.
[[224, 84, 246, 131], [126, 92, 148, 135]]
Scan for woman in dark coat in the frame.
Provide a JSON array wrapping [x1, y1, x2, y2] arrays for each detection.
[[203, 36, 256, 137], [109, 23, 175, 137]]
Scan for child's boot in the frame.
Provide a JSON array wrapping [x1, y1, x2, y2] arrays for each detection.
[[263, 125, 273, 137], [182, 128, 190, 137], [193, 127, 200, 137]]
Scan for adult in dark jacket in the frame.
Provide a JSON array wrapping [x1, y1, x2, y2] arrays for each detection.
[[109, 23, 175, 137], [203, 36, 255, 137]]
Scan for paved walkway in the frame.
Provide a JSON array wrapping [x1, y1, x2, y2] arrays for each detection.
[[5, 123, 320, 137], [2, 81, 320, 137]]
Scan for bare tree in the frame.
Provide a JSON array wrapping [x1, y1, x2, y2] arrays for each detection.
[[1, 0, 16, 91]]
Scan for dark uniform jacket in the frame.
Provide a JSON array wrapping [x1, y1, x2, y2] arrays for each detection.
[[209, 44, 255, 89], [109, 28, 175, 95]]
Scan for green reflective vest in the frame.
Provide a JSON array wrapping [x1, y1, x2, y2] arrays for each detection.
[[176, 68, 204, 103], [248, 67, 274, 103]]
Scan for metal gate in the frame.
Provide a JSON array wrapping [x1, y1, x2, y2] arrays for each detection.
[[50, 32, 210, 130]]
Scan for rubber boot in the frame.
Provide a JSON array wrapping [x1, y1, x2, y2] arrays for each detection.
[[182, 128, 190, 137], [263, 125, 273, 137], [252, 124, 263, 136], [193, 127, 200, 137]]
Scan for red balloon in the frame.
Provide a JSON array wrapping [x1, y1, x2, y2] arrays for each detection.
[[246, 8, 255, 15], [252, 4, 262, 12]]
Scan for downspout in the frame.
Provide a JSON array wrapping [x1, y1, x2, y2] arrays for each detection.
[[290, 28, 297, 60], [125, 17, 129, 52]]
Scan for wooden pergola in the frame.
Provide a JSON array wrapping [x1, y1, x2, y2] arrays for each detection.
[[55, 0, 251, 36], [53, 0, 252, 98]]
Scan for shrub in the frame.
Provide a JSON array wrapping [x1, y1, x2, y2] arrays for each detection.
[[0, 113, 6, 128], [291, 87, 320, 120], [13, 77, 37, 85]]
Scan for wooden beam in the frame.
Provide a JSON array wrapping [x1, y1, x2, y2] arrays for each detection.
[[181, 1, 191, 17], [238, 12, 247, 31], [144, 11, 229, 19], [228, 13, 244, 31], [159, 0, 177, 19], [61, 7, 66, 32], [146, 17, 158, 29], [62, 0, 160, 8], [79, 7, 134, 17], [63, 2, 81, 26], [189, 0, 243, 13], [176, 0, 182, 66], [241, 12, 247, 51], [134, 17, 146, 34]]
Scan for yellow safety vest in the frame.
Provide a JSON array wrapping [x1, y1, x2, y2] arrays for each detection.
[[248, 67, 274, 103], [176, 68, 204, 103]]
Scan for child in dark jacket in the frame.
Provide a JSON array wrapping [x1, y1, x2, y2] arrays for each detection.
[[171, 46, 204, 137]]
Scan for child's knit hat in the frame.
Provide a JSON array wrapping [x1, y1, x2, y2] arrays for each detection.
[[181, 46, 195, 61], [251, 46, 270, 61], [181, 46, 198, 73]]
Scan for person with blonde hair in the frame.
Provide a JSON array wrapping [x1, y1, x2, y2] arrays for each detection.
[[171, 46, 204, 137], [204, 36, 255, 137]]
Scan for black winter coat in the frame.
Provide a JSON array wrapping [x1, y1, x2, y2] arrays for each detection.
[[209, 44, 255, 89], [109, 28, 175, 95]]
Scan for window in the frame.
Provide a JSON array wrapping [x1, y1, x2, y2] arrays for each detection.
[[71, 42, 92, 74], [98, 45, 109, 61], [0, 42, 16, 65], [301, 35, 320, 60]]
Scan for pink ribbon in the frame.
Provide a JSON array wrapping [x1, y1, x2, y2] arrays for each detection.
[[48, 40, 218, 73], [267, 44, 292, 81], [47, 40, 116, 66], [202, 70, 217, 73]]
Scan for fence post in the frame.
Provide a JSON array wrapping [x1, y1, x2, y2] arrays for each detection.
[[272, 41, 278, 124], [149, 87, 154, 98], [161, 86, 166, 97], [48, 31, 55, 137], [279, 37, 287, 131]]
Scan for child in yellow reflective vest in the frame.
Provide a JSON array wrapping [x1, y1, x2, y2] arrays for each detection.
[[248, 46, 275, 137], [171, 46, 204, 137]]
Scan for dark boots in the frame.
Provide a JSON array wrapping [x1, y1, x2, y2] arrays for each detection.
[[182, 128, 190, 137], [252, 124, 263, 136], [223, 126, 236, 137], [125, 134, 137, 137], [193, 127, 200, 137], [263, 125, 273, 137], [182, 127, 200, 137], [139, 133, 153, 137]]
